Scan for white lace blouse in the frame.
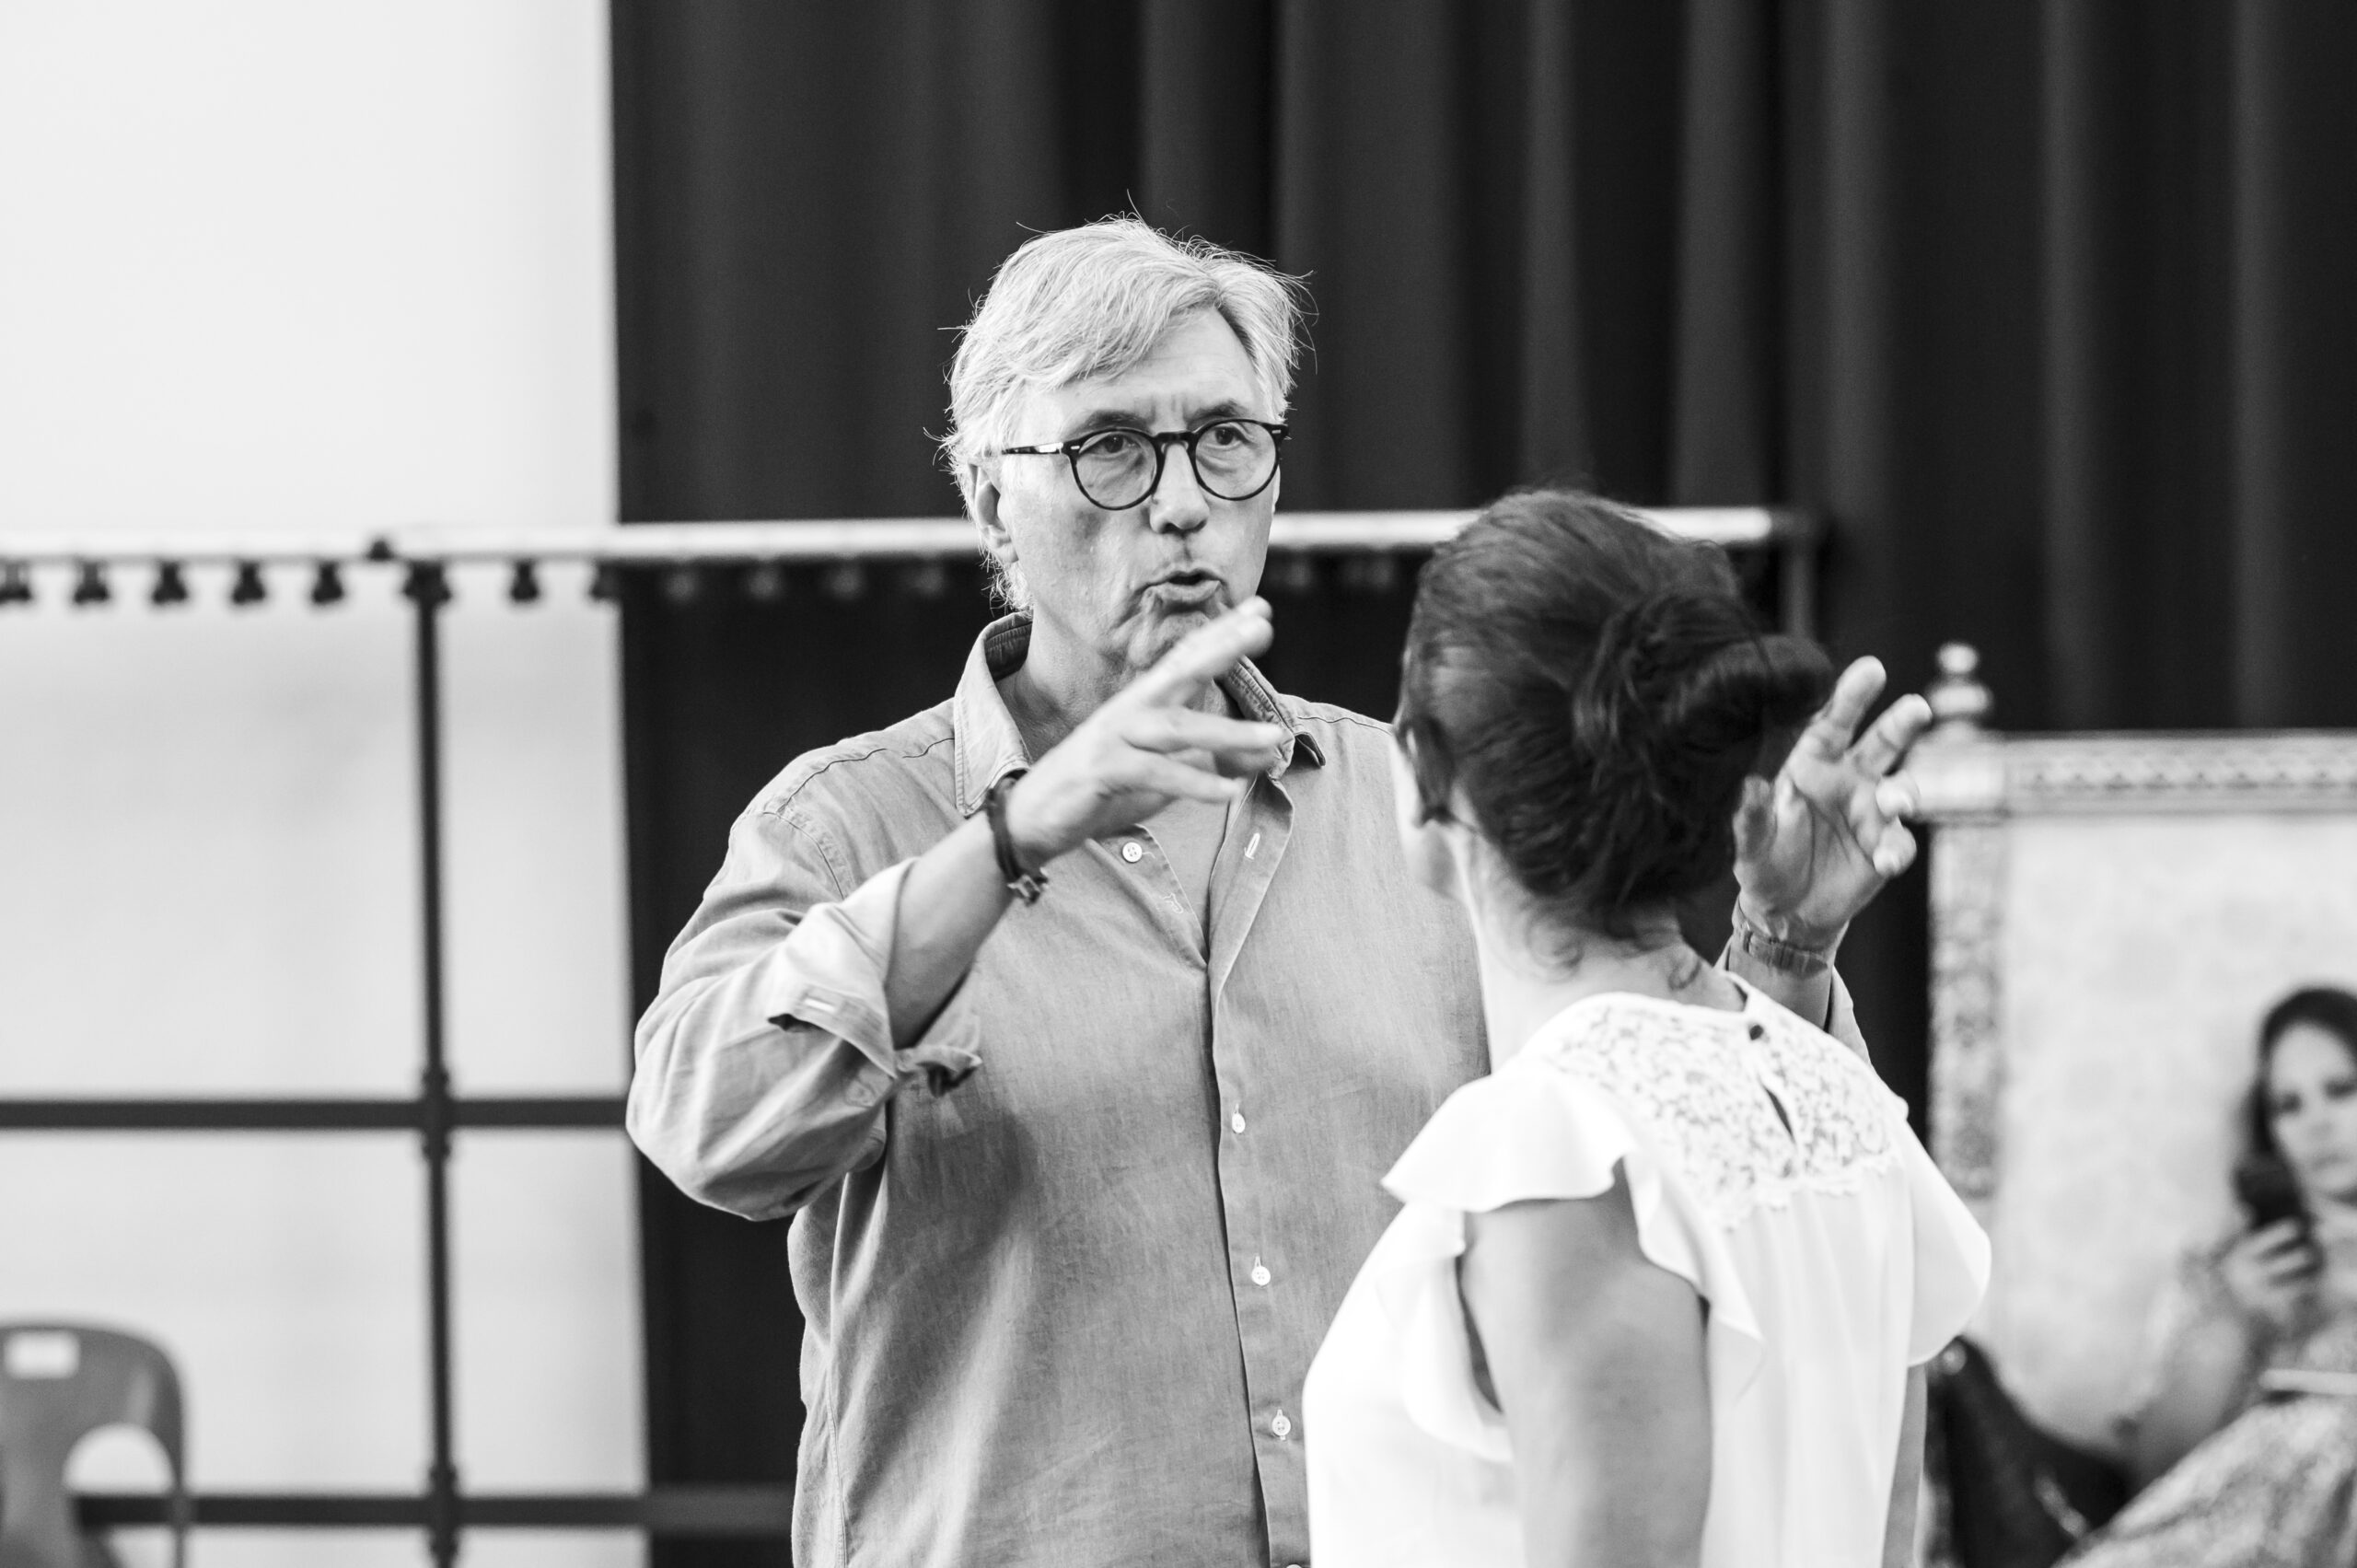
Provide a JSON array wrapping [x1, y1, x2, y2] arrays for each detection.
[[1303, 983, 1990, 1568]]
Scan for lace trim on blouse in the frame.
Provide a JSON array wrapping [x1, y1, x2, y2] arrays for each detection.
[[1531, 994, 1899, 1229]]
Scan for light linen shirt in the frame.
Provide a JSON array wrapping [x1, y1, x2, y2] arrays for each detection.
[[628, 614, 1487, 1568]]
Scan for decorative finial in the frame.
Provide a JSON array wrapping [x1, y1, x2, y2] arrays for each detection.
[[507, 560, 542, 605], [1925, 642, 1993, 735], [152, 561, 192, 607], [310, 562, 346, 607], [71, 562, 110, 608]]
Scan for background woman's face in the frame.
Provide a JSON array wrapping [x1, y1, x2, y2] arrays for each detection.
[[2267, 1023, 2357, 1206]]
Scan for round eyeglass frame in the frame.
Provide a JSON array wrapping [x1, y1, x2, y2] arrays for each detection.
[[998, 419, 1291, 511]]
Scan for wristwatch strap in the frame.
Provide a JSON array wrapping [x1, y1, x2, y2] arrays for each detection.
[[983, 771, 1049, 905], [1728, 901, 1835, 977]]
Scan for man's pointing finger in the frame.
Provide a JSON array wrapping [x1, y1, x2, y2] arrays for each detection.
[[1125, 598, 1274, 709]]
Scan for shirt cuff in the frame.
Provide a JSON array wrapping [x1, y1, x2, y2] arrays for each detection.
[[757, 857, 984, 1097]]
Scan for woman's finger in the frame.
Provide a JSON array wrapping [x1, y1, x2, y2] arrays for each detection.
[[1875, 772, 1922, 822], [1869, 822, 1918, 879], [1850, 692, 1933, 778], [1730, 775, 1776, 864], [1794, 657, 1889, 762], [2248, 1236, 2318, 1278], [2252, 1219, 2312, 1251], [2258, 1251, 2321, 1289]]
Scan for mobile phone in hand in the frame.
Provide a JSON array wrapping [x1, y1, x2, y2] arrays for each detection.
[[2233, 1153, 2312, 1238]]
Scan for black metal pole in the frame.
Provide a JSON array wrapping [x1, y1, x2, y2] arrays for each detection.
[[405, 562, 460, 1568]]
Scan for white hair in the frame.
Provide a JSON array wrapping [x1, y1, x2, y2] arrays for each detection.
[[942, 218, 1308, 606]]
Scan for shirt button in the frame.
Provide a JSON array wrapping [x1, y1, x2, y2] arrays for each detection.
[[1230, 1111, 1247, 1133], [1271, 1411, 1292, 1439], [1747, 1023, 1766, 1040], [1120, 842, 1144, 864], [1249, 1263, 1271, 1287]]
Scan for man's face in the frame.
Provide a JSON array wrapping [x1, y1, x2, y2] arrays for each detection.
[[979, 308, 1277, 681]]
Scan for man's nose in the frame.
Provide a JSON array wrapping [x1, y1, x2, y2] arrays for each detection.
[[1147, 442, 1211, 534]]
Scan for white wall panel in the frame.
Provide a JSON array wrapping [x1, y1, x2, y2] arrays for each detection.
[[0, 3, 638, 1562]]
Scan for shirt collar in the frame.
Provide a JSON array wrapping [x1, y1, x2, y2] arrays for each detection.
[[951, 612, 1327, 817]]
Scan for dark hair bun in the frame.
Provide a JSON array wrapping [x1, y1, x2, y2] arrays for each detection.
[[1399, 490, 1834, 935]]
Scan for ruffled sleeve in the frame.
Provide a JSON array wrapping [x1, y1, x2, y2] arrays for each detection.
[[1895, 1114, 1992, 1364], [1363, 1065, 1768, 1461]]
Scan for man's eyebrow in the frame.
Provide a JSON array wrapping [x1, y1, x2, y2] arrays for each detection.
[[1067, 405, 1150, 434], [1065, 398, 1254, 435]]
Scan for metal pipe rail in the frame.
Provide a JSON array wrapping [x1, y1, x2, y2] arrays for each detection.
[[76, 1484, 794, 1535], [0, 506, 1812, 566], [0, 1096, 620, 1132], [0, 506, 1820, 635]]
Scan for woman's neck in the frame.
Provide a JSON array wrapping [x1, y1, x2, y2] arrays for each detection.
[[1470, 906, 1745, 1072]]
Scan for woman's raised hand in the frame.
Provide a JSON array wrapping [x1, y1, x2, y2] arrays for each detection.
[[2219, 1219, 2321, 1335], [1732, 656, 1931, 950], [1004, 599, 1286, 867]]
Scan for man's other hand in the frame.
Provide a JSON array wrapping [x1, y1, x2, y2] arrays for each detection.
[[1731, 656, 1931, 951], [1004, 599, 1286, 866]]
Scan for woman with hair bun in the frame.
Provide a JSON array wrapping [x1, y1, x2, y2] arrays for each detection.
[[1303, 491, 1990, 1568]]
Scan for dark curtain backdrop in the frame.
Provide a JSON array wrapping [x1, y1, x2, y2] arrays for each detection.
[[611, 3, 2357, 1557]]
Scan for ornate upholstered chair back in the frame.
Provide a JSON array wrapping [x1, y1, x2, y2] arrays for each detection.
[[1914, 645, 2357, 1456]]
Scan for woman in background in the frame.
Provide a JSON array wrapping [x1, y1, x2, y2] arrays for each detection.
[[1302, 490, 1989, 1568], [2064, 987, 2357, 1567]]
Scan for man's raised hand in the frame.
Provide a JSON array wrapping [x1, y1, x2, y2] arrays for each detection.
[[1732, 656, 1931, 950], [1004, 600, 1286, 868]]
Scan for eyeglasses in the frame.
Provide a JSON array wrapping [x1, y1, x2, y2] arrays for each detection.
[[1000, 419, 1290, 511]]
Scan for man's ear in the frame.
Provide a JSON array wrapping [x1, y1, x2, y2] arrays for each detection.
[[970, 465, 1018, 567]]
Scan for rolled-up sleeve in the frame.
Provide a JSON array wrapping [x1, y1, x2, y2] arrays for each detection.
[[1822, 970, 1870, 1063], [627, 803, 982, 1221]]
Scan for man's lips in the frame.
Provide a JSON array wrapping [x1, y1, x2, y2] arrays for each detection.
[[1144, 570, 1223, 602]]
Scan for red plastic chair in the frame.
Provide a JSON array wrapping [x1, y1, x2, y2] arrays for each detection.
[[0, 1325, 187, 1568]]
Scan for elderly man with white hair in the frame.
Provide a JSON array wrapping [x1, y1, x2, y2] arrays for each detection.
[[629, 217, 1927, 1568]]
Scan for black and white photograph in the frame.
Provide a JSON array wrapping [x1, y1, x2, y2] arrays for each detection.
[[2, 4, 2353, 1566]]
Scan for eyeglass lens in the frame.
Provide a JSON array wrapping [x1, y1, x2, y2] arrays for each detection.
[[1072, 422, 1279, 509]]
